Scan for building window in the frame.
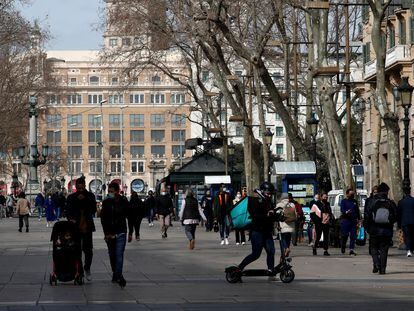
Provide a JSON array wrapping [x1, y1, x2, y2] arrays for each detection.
[[170, 93, 185, 104], [130, 114, 144, 127], [129, 93, 145, 104], [275, 127, 284, 137], [122, 38, 131, 46], [235, 70, 243, 77], [46, 130, 61, 144], [235, 124, 243, 136], [172, 145, 185, 157], [150, 93, 165, 104], [275, 113, 281, 121], [89, 76, 100, 85], [111, 77, 119, 85], [109, 94, 124, 104], [88, 114, 101, 127], [400, 18, 407, 45], [131, 161, 145, 173], [67, 130, 82, 143], [88, 94, 103, 104], [151, 145, 165, 157], [109, 146, 121, 158], [46, 114, 62, 128], [150, 114, 165, 127], [276, 144, 284, 155], [89, 162, 102, 173], [109, 130, 121, 143], [151, 75, 161, 84], [49, 146, 62, 157], [69, 161, 82, 174], [130, 145, 145, 157], [202, 70, 209, 82], [109, 114, 122, 127], [88, 130, 101, 143], [67, 114, 82, 127], [109, 38, 118, 47], [110, 161, 121, 173], [70, 77, 77, 85], [67, 146, 82, 158], [88, 145, 102, 158], [130, 130, 145, 142], [67, 94, 82, 105], [171, 114, 186, 127], [12, 163, 22, 174], [389, 26, 395, 48], [151, 130, 165, 142], [171, 130, 185, 142], [46, 95, 61, 105]]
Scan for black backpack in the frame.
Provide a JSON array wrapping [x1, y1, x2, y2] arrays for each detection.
[[371, 199, 391, 225]]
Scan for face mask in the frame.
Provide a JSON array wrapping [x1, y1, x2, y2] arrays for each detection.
[[107, 193, 115, 199], [349, 194, 355, 199], [161, 192, 166, 196], [223, 188, 227, 192], [236, 194, 241, 198]]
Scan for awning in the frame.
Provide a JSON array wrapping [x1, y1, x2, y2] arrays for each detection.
[[273, 161, 316, 175], [204, 175, 231, 185]]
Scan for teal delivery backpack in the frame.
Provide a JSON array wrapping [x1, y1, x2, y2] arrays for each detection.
[[230, 197, 252, 229]]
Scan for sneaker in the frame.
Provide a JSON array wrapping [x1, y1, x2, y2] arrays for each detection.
[[85, 269, 92, 281], [18, 228, 22, 232], [407, 251, 412, 257], [136, 235, 140, 241], [241, 242, 246, 245], [341, 247, 345, 254], [26, 228, 29, 233], [236, 242, 240, 245], [323, 251, 330, 256], [312, 248, 317, 256], [225, 238, 229, 245], [349, 250, 356, 256], [118, 275, 126, 288], [372, 265, 379, 273], [220, 240, 225, 245]]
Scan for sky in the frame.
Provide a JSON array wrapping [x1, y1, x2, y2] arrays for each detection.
[[20, 0, 104, 50]]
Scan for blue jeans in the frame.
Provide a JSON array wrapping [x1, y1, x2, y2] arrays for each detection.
[[239, 230, 275, 271], [55, 207, 61, 220], [147, 208, 154, 223], [106, 233, 127, 278], [219, 215, 230, 239], [341, 220, 357, 250], [36, 205, 43, 219]]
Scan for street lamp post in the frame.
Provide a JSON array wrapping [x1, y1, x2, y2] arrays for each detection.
[[228, 141, 235, 175], [396, 77, 414, 195], [306, 113, 319, 164], [263, 128, 274, 183], [11, 172, 19, 197]]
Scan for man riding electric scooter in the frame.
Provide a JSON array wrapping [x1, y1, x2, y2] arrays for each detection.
[[226, 182, 293, 283]]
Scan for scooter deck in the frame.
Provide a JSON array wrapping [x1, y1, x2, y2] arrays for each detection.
[[242, 269, 275, 277]]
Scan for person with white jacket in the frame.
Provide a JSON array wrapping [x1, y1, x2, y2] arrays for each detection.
[[277, 193, 297, 257]]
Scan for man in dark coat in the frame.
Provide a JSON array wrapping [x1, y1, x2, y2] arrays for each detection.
[[364, 182, 397, 274], [397, 192, 414, 257], [66, 176, 97, 281], [340, 189, 361, 256], [155, 189, 174, 238], [128, 191, 146, 241]]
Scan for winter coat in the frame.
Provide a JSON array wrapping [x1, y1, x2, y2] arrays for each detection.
[[397, 195, 414, 228], [66, 190, 97, 233], [340, 198, 360, 223], [101, 195, 131, 236], [155, 194, 174, 216], [247, 196, 275, 234], [16, 198, 30, 216], [213, 191, 232, 220], [179, 197, 206, 225], [35, 193, 45, 207], [278, 199, 296, 233], [129, 194, 146, 219], [363, 192, 396, 237]]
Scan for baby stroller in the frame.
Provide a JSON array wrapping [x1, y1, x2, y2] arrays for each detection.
[[49, 221, 83, 285]]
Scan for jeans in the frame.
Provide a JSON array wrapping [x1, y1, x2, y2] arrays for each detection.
[[106, 233, 127, 279], [130, 217, 144, 238], [370, 236, 391, 273], [307, 222, 314, 244], [314, 223, 330, 251], [185, 224, 197, 240], [147, 208, 154, 223], [219, 215, 230, 239], [341, 220, 357, 251], [55, 207, 61, 220], [403, 225, 414, 251], [281, 232, 292, 250], [80, 232, 93, 272], [36, 205, 43, 219], [19, 214, 29, 229], [159, 215, 170, 235], [204, 209, 213, 231], [239, 230, 275, 271], [235, 230, 246, 243]]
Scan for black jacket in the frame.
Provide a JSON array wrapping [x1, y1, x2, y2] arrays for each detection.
[[101, 195, 130, 236], [247, 196, 275, 234], [66, 191, 97, 232], [397, 195, 414, 228], [129, 194, 146, 219], [364, 192, 396, 237], [310, 200, 332, 225], [182, 197, 200, 221], [145, 195, 156, 213], [155, 194, 174, 216]]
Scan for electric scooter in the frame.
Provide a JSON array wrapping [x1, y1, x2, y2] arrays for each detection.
[[225, 225, 295, 284]]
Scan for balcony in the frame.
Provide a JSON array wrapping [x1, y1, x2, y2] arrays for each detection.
[[364, 45, 411, 80]]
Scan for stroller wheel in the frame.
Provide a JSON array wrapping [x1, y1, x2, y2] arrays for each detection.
[[280, 269, 295, 284]]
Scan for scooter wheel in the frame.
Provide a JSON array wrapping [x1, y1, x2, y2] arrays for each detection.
[[226, 271, 241, 284], [280, 269, 295, 283]]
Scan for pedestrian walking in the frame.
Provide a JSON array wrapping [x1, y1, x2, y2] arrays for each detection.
[[201, 190, 214, 232], [310, 193, 333, 256], [128, 191, 146, 241], [289, 193, 305, 246], [397, 191, 414, 257], [278, 193, 297, 257], [66, 176, 97, 281], [179, 188, 206, 250], [6, 194, 15, 218], [307, 194, 320, 246], [340, 189, 361, 256], [233, 191, 246, 245], [45, 194, 56, 227], [155, 189, 174, 238], [35, 192, 45, 221], [101, 182, 130, 288], [213, 184, 232, 245], [145, 190, 155, 227], [16, 192, 30, 232], [0, 192, 6, 218], [364, 182, 397, 274]]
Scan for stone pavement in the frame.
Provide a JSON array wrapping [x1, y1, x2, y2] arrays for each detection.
[[0, 217, 413, 310]]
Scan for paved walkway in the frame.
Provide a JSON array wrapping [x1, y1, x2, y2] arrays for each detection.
[[0, 217, 413, 310]]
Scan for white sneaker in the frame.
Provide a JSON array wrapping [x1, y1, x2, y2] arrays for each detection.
[[46, 223, 49, 228], [242, 242, 246, 245], [85, 269, 92, 281], [407, 251, 412, 257], [220, 240, 225, 245], [225, 238, 229, 245], [236, 242, 240, 245]]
